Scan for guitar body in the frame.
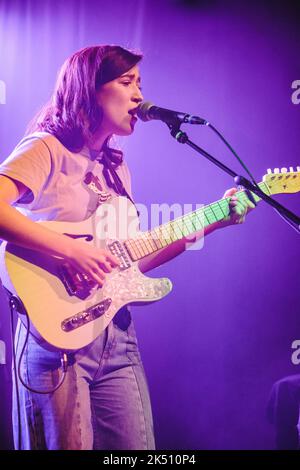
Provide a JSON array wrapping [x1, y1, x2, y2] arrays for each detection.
[[0, 168, 298, 351], [0, 196, 172, 351]]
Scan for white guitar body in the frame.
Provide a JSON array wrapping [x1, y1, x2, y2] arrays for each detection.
[[1, 168, 299, 351], [0, 196, 172, 351]]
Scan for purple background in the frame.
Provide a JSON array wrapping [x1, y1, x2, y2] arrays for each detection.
[[0, 0, 299, 449]]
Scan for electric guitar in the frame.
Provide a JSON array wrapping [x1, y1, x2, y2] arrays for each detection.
[[0, 168, 299, 351]]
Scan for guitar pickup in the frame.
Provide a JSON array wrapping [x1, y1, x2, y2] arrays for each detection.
[[108, 240, 131, 270], [61, 298, 112, 332]]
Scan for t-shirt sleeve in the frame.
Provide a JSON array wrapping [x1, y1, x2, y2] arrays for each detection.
[[0, 135, 52, 204]]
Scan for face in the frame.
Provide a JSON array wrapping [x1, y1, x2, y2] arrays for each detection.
[[96, 64, 143, 137]]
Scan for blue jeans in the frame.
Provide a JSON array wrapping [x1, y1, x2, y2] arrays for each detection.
[[12, 307, 155, 450]]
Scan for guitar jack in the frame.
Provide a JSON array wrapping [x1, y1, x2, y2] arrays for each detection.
[[60, 352, 68, 372]]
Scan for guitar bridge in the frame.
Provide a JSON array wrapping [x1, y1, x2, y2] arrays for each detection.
[[61, 298, 112, 332], [58, 263, 96, 299]]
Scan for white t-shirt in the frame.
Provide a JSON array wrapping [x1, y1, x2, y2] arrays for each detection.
[[0, 132, 132, 222]]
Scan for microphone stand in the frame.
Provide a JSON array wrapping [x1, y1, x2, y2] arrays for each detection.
[[167, 120, 300, 232]]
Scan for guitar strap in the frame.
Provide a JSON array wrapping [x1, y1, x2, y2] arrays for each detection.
[[97, 151, 137, 319], [99, 151, 140, 216]]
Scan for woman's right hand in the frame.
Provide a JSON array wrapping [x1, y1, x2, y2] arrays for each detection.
[[65, 239, 120, 287], [0, 176, 118, 288]]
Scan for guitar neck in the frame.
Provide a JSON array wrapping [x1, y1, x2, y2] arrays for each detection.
[[124, 181, 269, 261]]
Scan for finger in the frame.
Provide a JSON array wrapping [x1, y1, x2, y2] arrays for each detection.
[[106, 252, 120, 267], [236, 200, 247, 213], [224, 187, 238, 198], [80, 273, 98, 288], [242, 201, 252, 214], [241, 197, 255, 210], [229, 199, 238, 207], [92, 268, 106, 281], [232, 207, 243, 217], [89, 272, 105, 287], [100, 260, 113, 273], [247, 200, 256, 209]]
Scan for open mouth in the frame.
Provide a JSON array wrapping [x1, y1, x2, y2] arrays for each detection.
[[128, 109, 138, 127], [128, 108, 138, 118]]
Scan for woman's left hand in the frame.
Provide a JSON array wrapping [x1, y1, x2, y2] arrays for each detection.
[[219, 187, 256, 227]]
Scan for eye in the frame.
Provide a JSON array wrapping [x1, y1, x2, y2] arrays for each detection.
[[121, 80, 142, 92]]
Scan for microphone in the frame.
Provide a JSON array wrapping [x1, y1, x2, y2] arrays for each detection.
[[137, 101, 209, 126]]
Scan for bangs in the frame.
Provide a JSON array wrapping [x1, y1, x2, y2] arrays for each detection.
[[95, 46, 142, 88]]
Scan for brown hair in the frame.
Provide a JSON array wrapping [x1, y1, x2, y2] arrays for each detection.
[[26, 45, 142, 154]]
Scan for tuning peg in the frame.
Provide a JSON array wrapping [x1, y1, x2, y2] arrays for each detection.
[[281, 167, 287, 173], [289, 166, 294, 172], [267, 168, 272, 174], [274, 168, 280, 174]]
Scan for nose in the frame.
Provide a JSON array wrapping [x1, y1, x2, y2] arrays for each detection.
[[132, 85, 143, 103]]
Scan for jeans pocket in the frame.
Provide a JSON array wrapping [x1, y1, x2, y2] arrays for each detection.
[[125, 320, 142, 364]]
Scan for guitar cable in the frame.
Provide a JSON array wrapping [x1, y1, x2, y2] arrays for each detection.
[[8, 292, 69, 449], [9, 295, 21, 451]]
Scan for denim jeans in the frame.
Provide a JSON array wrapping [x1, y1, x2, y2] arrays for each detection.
[[12, 307, 155, 450]]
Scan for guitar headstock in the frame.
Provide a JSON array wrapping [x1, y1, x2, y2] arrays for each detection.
[[263, 167, 300, 195]]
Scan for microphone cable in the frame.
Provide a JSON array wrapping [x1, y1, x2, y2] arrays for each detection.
[[206, 122, 300, 232], [206, 122, 260, 190]]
